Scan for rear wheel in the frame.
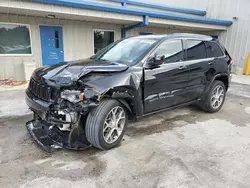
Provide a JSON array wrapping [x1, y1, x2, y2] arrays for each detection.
[[85, 99, 128, 150], [199, 80, 226, 113]]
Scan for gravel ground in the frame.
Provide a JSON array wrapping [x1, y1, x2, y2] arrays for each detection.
[[0, 82, 250, 188]]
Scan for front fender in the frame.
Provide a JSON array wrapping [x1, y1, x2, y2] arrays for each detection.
[[109, 87, 143, 117], [83, 67, 144, 117]]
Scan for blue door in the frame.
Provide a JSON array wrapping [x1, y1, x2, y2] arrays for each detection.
[[40, 26, 64, 66]]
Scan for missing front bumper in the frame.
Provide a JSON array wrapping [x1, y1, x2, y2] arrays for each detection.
[[26, 120, 91, 152]]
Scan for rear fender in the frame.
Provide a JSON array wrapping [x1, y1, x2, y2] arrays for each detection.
[[201, 73, 229, 99]]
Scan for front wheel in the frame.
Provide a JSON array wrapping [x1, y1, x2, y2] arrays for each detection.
[[85, 99, 128, 150], [199, 80, 226, 113]]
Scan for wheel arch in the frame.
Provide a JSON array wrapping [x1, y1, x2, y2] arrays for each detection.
[[101, 86, 143, 120], [214, 75, 229, 90], [202, 73, 229, 99]]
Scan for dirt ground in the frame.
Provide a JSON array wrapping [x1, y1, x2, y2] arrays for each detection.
[[0, 82, 250, 188]]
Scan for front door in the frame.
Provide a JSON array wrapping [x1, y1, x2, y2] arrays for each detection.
[[40, 26, 64, 66], [144, 39, 190, 114]]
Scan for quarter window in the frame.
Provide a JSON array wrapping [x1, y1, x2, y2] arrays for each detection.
[[94, 30, 114, 54], [155, 40, 183, 63], [186, 40, 206, 60], [0, 23, 32, 55], [205, 41, 224, 58]]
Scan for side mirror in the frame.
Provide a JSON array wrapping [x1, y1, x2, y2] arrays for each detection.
[[146, 54, 164, 69]]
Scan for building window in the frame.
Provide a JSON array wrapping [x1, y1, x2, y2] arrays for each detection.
[[0, 23, 32, 55], [94, 30, 114, 54], [54, 30, 60, 49]]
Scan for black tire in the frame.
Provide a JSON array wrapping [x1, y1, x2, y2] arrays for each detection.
[[85, 99, 128, 150], [199, 80, 226, 113]]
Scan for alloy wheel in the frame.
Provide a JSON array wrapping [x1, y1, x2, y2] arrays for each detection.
[[103, 106, 126, 144], [211, 85, 225, 109]]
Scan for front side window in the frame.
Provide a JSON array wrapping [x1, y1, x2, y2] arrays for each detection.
[[154, 40, 183, 63], [186, 40, 206, 60], [205, 41, 224, 58], [0, 23, 32, 55], [94, 30, 114, 54]]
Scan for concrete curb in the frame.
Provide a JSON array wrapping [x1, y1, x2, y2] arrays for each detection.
[[232, 74, 250, 86], [0, 83, 28, 92]]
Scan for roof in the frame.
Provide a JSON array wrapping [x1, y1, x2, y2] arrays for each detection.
[[133, 35, 168, 39], [133, 33, 213, 41]]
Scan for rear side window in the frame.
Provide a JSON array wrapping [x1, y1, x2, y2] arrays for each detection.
[[186, 40, 206, 60], [155, 40, 183, 64], [205, 41, 224, 58]]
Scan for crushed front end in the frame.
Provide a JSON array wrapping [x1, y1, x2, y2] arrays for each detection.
[[25, 77, 98, 152], [24, 58, 140, 152]]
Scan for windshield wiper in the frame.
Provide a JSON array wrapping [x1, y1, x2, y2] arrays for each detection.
[[99, 59, 108, 61]]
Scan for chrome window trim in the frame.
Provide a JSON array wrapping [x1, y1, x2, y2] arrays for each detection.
[[139, 37, 226, 68]]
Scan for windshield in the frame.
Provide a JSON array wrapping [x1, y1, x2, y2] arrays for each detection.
[[92, 38, 159, 65], [90, 40, 120, 60]]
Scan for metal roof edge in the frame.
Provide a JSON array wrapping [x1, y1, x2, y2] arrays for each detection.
[[111, 0, 207, 16], [32, 0, 233, 26]]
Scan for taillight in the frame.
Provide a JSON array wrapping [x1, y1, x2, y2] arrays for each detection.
[[225, 49, 232, 65], [228, 57, 233, 73], [229, 57, 233, 64]]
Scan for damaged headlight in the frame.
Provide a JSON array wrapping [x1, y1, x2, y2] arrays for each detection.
[[84, 88, 102, 100], [61, 90, 84, 103]]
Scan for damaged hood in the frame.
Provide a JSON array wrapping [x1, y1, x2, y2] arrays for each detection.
[[32, 59, 128, 85]]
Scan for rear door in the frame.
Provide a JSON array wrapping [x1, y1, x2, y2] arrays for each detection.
[[204, 41, 227, 75], [183, 39, 210, 101], [144, 39, 190, 113]]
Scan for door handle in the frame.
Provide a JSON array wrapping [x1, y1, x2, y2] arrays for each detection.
[[208, 62, 214, 65], [178, 65, 187, 70]]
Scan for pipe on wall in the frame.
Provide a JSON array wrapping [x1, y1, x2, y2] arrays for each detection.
[[32, 0, 233, 26], [121, 15, 149, 38], [111, 0, 207, 16]]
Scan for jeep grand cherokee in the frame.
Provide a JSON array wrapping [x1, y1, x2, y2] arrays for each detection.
[[25, 34, 232, 152]]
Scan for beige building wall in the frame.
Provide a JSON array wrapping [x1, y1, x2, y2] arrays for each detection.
[[140, 0, 249, 70], [90, 0, 249, 70], [0, 14, 121, 80], [1, 0, 248, 80]]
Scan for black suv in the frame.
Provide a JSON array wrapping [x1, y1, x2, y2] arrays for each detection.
[[25, 34, 232, 152]]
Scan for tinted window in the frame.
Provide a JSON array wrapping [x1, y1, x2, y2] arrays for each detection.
[[155, 40, 183, 63], [0, 23, 32, 54], [205, 41, 224, 57], [186, 40, 206, 60]]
